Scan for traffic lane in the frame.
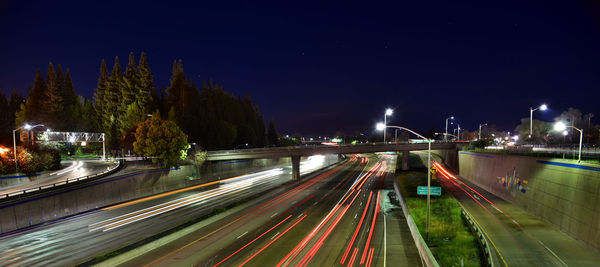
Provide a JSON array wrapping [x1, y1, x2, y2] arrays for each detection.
[[305, 157, 406, 266], [138, 158, 364, 266], [435, 163, 600, 266], [0, 167, 297, 266], [0, 159, 117, 195], [274, 159, 381, 266]]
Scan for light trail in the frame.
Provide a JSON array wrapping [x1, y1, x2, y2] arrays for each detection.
[[360, 191, 380, 264], [213, 214, 293, 267], [340, 191, 373, 264], [238, 213, 308, 266], [89, 169, 283, 232]]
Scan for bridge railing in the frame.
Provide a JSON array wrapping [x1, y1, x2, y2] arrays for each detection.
[[207, 141, 458, 155]]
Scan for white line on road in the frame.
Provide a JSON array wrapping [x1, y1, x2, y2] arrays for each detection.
[[271, 232, 280, 240], [271, 212, 278, 218], [538, 240, 568, 266], [384, 212, 387, 267], [237, 231, 248, 239]]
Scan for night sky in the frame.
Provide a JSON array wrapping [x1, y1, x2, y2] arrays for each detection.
[[1, 1, 599, 137]]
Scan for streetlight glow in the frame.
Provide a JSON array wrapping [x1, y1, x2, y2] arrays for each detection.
[[24, 124, 32, 130], [553, 121, 584, 162], [376, 122, 385, 131], [540, 104, 548, 111], [554, 121, 566, 131], [385, 108, 393, 116]]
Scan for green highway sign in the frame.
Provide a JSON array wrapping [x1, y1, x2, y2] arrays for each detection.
[[417, 186, 442, 196]]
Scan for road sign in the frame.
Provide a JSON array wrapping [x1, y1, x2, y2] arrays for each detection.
[[417, 186, 441, 196], [430, 166, 438, 175]]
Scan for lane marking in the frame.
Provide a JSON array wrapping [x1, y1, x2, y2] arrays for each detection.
[[237, 231, 248, 239], [383, 215, 387, 267], [538, 240, 568, 267]]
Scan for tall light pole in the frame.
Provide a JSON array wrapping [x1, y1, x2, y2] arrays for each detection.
[[13, 123, 45, 173], [383, 108, 393, 143], [478, 123, 487, 140], [456, 124, 461, 141], [445, 116, 454, 141], [529, 104, 548, 139], [554, 122, 583, 163], [377, 123, 432, 240]]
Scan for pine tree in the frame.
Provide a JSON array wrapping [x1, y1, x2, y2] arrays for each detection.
[[62, 69, 81, 130], [267, 120, 278, 146], [104, 57, 123, 150], [137, 52, 156, 113], [93, 59, 109, 132], [22, 69, 47, 125], [44, 62, 64, 129]]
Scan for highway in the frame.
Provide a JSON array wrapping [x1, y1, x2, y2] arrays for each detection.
[[123, 154, 420, 267], [433, 160, 600, 266], [0, 156, 332, 266], [0, 159, 118, 197]]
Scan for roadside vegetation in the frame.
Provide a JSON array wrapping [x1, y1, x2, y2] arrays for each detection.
[[396, 154, 481, 267]]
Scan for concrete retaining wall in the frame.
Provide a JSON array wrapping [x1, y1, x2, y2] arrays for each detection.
[[458, 151, 600, 251], [0, 155, 338, 234]]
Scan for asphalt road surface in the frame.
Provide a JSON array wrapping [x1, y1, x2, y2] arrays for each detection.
[[432, 161, 600, 266], [123, 154, 420, 267], [0, 159, 118, 197]]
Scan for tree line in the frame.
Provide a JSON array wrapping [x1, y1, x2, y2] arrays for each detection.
[[0, 52, 278, 152]]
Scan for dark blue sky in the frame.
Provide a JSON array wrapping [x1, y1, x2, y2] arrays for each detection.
[[1, 1, 599, 136]]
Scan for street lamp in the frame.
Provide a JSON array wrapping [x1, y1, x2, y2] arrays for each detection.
[[455, 124, 461, 141], [377, 122, 433, 240], [445, 116, 454, 141], [13, 123, 45, 173], [383, 108, 393, 143], [554, 121, 583, 163], [529, 104, 548, 139], [478, 123, 487, 140]]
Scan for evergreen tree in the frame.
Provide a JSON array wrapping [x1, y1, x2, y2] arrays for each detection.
[[62, 69, 81, 130], [104, 57, 123, 149], [93, 59, 109, 132], [44, 62, 64, 129], [8, 90, 24, 128], [137, 52, 156, 111], [22, 69, 47, 125], [267, 120, 278, 146]]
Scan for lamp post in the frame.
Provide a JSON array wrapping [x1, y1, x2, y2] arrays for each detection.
[[554, 122, 583, 163], [529, 104, 548, 139], [478, 123, 487, 140], [445, 116, 454, 141], [377, 123, 432, 240], [456, 124, 461, 141], [383, 108, 393, 143], [13, 123, 45, 173]]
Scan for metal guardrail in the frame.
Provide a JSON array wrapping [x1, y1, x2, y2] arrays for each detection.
[[0, 160, 123, 200], [459, 203, 495, 267]]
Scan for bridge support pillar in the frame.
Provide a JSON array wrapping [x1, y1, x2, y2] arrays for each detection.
[[291, 155, 301, 180], [402, 150, 410, 171]]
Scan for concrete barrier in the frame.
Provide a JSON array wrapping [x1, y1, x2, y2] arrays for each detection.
[[0, 155, 339, 234], [459, 151, 600, 251]]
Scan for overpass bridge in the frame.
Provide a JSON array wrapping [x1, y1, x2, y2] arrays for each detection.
[[207, 142, 464, 179]]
